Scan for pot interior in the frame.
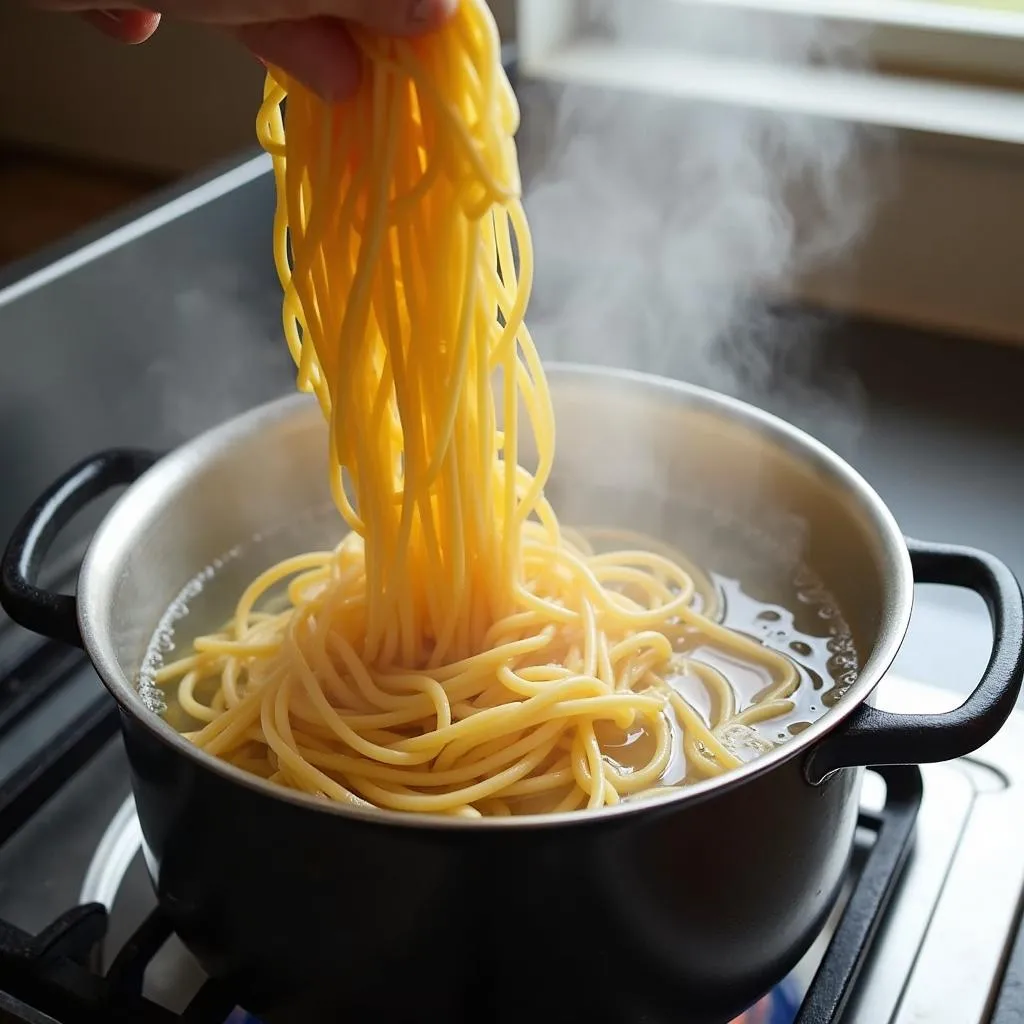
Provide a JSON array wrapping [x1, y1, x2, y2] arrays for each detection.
[[80, 365, 912, 789]]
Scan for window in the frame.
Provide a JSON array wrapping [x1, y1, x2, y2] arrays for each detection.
[[518, 0, 1024, 142], [515, 0, 1024, 347]]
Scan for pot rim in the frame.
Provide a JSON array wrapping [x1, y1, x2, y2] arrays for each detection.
[[78, 363, 914, 830]]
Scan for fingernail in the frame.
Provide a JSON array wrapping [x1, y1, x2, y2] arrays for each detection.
[[97, 9, 122, 21], [409, 0, 432, 22], [409, 0, 457, 24]]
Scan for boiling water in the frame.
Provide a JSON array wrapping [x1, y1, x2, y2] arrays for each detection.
[[623, 571, 856, 787], [139, 497, 858, 794]]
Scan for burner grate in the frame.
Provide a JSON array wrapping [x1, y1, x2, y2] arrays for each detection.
[[794, 767, 922, 1024], [0, 650, 925, 1024]]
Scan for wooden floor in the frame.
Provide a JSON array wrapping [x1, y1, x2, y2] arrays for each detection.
[[0, 150, 165, 267]]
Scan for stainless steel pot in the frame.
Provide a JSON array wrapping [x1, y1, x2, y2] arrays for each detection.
[[3, 364, 1021, 1024]]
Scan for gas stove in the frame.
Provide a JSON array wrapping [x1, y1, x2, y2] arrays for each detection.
[[0, 636, 1021, 1023]]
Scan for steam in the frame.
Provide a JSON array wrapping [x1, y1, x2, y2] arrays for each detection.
[[143, 257, 295, 446], [520, 0, 888, 454]]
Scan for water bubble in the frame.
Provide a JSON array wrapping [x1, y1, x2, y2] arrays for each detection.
[[675, 560, 860, 767], [672, 628, 698, 653], [822, 685, 851, 708], [718, 723, 774, 760], [142, 696, 167, 715], [827, 654, 856, 676], [137, 553, 241, 714]]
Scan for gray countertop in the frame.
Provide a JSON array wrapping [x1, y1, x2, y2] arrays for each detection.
[[0, 150, 1019, 703]]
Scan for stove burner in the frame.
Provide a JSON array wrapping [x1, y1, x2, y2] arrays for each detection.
[[734, 988, 802, 1024]]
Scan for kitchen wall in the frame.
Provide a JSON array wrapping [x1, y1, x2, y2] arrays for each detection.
[[0, 0, 516, 176]]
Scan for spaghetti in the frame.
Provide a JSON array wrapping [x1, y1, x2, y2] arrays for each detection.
[[152, 0, 801, 816]]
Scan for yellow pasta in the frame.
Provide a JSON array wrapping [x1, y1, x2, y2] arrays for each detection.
[[154, 0, 800, 815]]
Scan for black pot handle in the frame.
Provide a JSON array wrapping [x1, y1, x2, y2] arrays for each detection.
[[805, 537, 1024, 785], [0, 450, 160, 650]]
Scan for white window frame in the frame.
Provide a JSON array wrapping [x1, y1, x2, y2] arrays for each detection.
[[516, 0, 1024, 347]]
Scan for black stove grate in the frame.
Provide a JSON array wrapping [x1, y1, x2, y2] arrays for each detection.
[[0, 645, 924, 1024], [794, 765, 921, 1024]]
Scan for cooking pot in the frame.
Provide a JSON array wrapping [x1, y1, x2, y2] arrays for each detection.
[[3, 364, 1021, 1024]]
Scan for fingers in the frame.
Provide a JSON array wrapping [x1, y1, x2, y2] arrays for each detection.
[[35, 0, 458, 31], [216, 0, 461, 31], [37, 0, 459, 83], [78, 9, 161, 42], [213, 0, 459, 32], [233, 17, 362, 101]]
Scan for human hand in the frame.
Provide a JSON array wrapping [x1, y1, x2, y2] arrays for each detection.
[[29, 0, 458, 99]]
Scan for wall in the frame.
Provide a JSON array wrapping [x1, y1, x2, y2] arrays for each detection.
[[0, 0, 516, 176]]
